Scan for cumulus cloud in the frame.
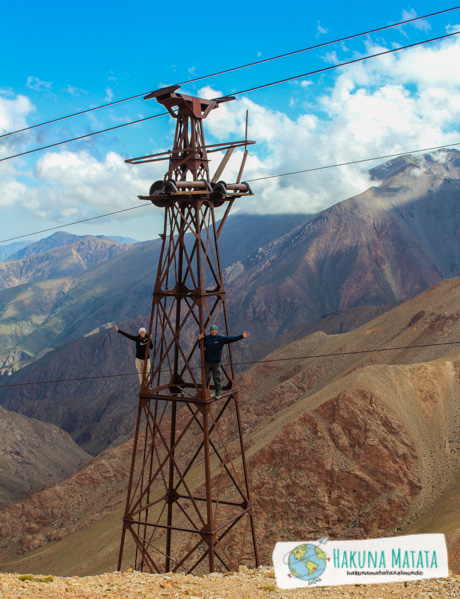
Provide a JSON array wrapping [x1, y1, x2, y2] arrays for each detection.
[[29, 150, 165, 219], [0, 94, 35, 137], [3, 35, 460, 229], [200, 35, 460, 215], [0, 179, 28, 207], [0, 93, 36, 172]]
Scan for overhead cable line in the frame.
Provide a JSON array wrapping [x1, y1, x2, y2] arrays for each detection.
[[228, 29, 460, 97], [2, 5, 459, 141], [246, 140, 460, 181], [0, 205, 149, 244], [1, 339, 460, 389], [2, 137, 460, 245], [0, 112, 168, 162], [2, 29, 460, 164]]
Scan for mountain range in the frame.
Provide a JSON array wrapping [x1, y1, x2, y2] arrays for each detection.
[[2, 273, 460, 574], [2, 150, 460, 455], [2, 149, 460, 574], [226, 151, 460, 337], [0, 405, 90, 510]]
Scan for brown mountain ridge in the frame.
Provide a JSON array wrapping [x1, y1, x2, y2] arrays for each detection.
[[0, 406, 90, 510], [3, 150, 460, 456], [2, 274, 460, 574]]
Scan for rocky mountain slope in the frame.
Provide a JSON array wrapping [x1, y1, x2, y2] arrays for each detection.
[[0, 304, 398, 455], [0, 241, 31, 262], [6, 232, 93, 261], [5, 232, 137, 262], [2, 275, 460, 575], [3, 150, 460, 455], [0, 214, 304, 376], [227, 150, 460, 337], [0, 406, 90, 509], [0, 235, 132, 291], [0, 150, 460, 453]]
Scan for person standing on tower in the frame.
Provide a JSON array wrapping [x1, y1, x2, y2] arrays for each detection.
[[115, 325, 153, 386], [198, 324, 250, 399]]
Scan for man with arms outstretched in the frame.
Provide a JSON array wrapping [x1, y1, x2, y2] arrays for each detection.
[[198, 324, 250, 399]]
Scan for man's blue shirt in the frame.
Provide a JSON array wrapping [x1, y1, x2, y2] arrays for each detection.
[[202, 334, 243, 363]]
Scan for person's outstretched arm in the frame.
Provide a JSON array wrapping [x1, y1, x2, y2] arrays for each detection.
[[222, 331, 250, 344], [114, 325, 137, 341]]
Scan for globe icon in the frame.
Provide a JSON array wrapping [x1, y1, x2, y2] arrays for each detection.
[[287, 543, 327, 583]]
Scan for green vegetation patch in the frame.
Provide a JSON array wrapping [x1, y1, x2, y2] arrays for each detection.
[[18, 574, 54, 583]]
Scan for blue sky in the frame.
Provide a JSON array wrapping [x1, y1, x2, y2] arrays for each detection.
[[1, 0, 460, 243]]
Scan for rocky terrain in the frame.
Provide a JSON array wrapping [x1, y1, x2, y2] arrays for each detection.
[[3, 151, 460, 456], [2, 275, 460, 576], [0, 304, 398, 455], [0, 568, 459, 599], [0, 213, 302, 376], [227, 151, 460, 338], [3, 150, 460, 578], [0, 406, 90, 509], [0, 240, 31, 262], [0, 235, 133, 291]]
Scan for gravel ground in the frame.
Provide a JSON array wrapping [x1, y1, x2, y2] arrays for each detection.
[[1, 567, 459, 598]]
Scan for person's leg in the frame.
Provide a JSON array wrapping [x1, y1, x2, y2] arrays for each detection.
[[135, 358, 144, 385], [212, 363, 222, 397], [205, 362, 212, 388]]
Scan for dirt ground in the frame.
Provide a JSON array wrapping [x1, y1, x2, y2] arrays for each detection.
[[1, 567, 460, 599]]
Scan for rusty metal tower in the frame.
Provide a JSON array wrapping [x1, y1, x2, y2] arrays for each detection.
[[118, 85, 259, 574]]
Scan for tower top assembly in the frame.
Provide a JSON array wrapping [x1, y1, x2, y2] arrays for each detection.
[[126, 85, 255, 206]]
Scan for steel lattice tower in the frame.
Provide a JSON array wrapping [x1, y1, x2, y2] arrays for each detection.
[[118, 86, 259, 574]]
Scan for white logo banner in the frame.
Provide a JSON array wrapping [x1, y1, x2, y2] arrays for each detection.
[[273, 534, 448, 588]]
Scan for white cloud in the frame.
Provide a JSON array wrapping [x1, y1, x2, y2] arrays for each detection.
[[0, 178, 28, 207], [3, 35, 460, 230], [199, 35, 460, 215], [63, 84, 87, 96], [0, 94, 35, 136], [446, 24, 460, 34], [26, 76, 52, 92], [29, 150, 165, 220], [317, 21, 328, 36], [0, 93, 36, 170], [401, 9, 431, 32]]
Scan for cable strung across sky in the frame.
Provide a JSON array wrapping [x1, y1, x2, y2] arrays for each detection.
[[1, 4, 458, 141], [1, 137, 460, 244], [0, 339, 459, 389], [1, 29, 460, 164]]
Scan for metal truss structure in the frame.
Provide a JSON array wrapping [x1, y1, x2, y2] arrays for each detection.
[[118, 86, 259, 574]]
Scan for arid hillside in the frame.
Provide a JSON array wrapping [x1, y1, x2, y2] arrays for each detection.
[[0, 406, 90, 509], [3, 151, 460, 457], [0, 568, 458, 599], [2, 275, 460, 575], [227, 150, 460, 337]]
